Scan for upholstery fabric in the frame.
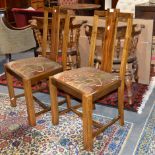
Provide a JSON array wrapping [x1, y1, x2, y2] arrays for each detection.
[[0, 17, 36, 55], [53, 67, 120, 94], [7, 57, 62, 78]]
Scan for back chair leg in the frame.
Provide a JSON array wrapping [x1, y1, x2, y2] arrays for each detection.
[[132, 59, 139, 82], [76, 50, 81, 68], [5, 71, 16, 107], [118, 87, 124, 126], [66, 94, 72, 109], [23, 79, 36, 126], [125, 75, 132, 105]]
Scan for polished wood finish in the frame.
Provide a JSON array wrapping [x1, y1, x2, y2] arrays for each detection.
[[49, 9, 133, 151], [4, 6, 71, 126], [85, 21, 142, 105], [31, 0, 44, 9], [31, 15, 86, 69], [0, 0, 6, 8], [80, 0, 118, 9]]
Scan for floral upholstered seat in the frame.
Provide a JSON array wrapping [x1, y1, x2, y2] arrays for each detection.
[[7, 57, 62, 79], [53, 67, 120, 94]]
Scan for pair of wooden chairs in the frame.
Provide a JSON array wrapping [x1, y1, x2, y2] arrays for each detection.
[[49, 9, 133, 151], [5, 6, 133, 151]]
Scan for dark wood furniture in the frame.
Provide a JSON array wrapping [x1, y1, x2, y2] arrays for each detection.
[[61, 3, 101, 15], [135, 2, 155, 35], [80, 0, 119, 9], [0, 0, 6, 8], [0, 0, 29, 23], [49, 9, 133, 151], [30, 0, 44, 9], [4, 6, 71, 126], [12, 8, 44, 27], [112, 0, 118, 8], [0, 0, 45, 24]]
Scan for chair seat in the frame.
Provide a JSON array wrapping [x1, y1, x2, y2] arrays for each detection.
[[6, 57, 62, 79], [53, 67, 121, 94]]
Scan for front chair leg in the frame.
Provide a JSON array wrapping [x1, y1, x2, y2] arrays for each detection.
[[23, 79, 36, 126], [49, 78, 59, 125], [82, 94, 93, 151], [5, 70, 16, 107]]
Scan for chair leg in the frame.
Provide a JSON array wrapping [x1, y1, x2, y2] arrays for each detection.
[[82, 94, 93, 151], [125, 63, 133, 105], [118, 86, 124, 126], [49, 79, 59, 125], [66, 94, 72, 109], [5, 71, 16, 107], [23, 79, 36, 126], [132, 59, 139, 83], [68, 55, 74, 69], [76, 50, 81, 68], [125, 74, 132, 105]]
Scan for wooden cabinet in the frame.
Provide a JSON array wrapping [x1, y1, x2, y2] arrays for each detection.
[[135, 2, 155, 35], [80, 0, 118, 10], [0, 0, 29, 23], [30, 0, 44, 10], [0, 0, 6, 8]]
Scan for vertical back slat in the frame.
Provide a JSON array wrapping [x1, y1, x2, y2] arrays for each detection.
[[62, 13, 71, 71], [50, 7, 60, 61], [100, 10, 119, 72], [119, 15, 133, 80], [42, 8, 49, 57], [88, 14, 99, 67]]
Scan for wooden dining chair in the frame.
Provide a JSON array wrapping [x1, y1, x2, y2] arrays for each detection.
[[4, 6, 71, 126], [84, 20, 142, 105], [49, 9, 133, 151]]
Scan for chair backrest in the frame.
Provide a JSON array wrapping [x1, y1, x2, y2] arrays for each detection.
[[88, 9, 133, 78], [40, 6, 71, 70], [30, 9, 86, 70]]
